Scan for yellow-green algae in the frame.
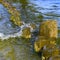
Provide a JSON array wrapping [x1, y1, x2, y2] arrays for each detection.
[[0, 1, 60, 59], [5, 47, 16, 60], [0, 38, 17, 60], [0, 37, 33, 60], [0, 0, 23, 26], [21, 27, 31, 39], [39, 20, 58, 38], [34, 36, 56, 52], [58, 30, 60, 33], [0, 37, 42, 60], [34, 20, 60, 60]]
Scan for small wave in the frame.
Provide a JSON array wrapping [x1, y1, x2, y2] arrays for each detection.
[[0, 22, 34, 40]]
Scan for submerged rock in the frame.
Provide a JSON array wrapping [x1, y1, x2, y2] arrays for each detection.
[[39, 20, 58, 39], [34, 36, 46, 52], [21, 27, 31, 39]]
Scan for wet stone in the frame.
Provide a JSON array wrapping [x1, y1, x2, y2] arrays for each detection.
[[21, 27, 31, 39], [34, 36, 56, 52], [0, 37, 42, 60], [10, 15, 23, 26], [34, 20, 60, 60], [34, 36, 47, 52], [49, 55, 60, 60], [0, 41, 16, 60], [39, 20, 58, 39]]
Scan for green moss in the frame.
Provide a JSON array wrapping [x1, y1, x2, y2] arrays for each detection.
[[57, 38, 60, 45], [58, 30, 60, 33], [22, 27, 31, 39]]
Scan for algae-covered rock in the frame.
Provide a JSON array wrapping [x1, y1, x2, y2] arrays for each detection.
[[34, 36, 46, 52], [51, 48, 60, 57], [10, 15, 23, 26], [34, 35, 60, 60], [49, 56, 60, 60], [5, 47, 16, 60], [39, 20, 58, 38], [43, 47, 60, 60], [0, 41, 16, 60], [21, 27, 31, 39], [34, 36, 56, 52]]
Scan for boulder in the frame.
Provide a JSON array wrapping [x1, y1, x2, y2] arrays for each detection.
[[43, 47, 60, 60], [34, 36, 56, 52], [39, 20, 58, 38], [34, 36, 47, 52], [21, 27, 31, 39]]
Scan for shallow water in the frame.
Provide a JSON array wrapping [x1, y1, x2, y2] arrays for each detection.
[[0, 0, 60, 36], [31, 0, 60, 27], [0, 0, 60, 60], [0, 4, 21, 35]]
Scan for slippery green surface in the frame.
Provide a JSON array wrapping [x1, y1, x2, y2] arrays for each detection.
[[0, 37, 41, 60], [58, 30, 60, 33], [0, 37, 59, 60], [57, 38, 60, 45]]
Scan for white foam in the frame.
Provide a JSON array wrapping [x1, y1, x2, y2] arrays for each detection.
[[0, 22, 35, 40]]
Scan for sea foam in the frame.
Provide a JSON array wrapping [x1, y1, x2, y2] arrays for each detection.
[[0, 22, 34, 40]]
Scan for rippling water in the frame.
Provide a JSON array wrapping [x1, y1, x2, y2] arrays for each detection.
[[31, 0, 60, 27]]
